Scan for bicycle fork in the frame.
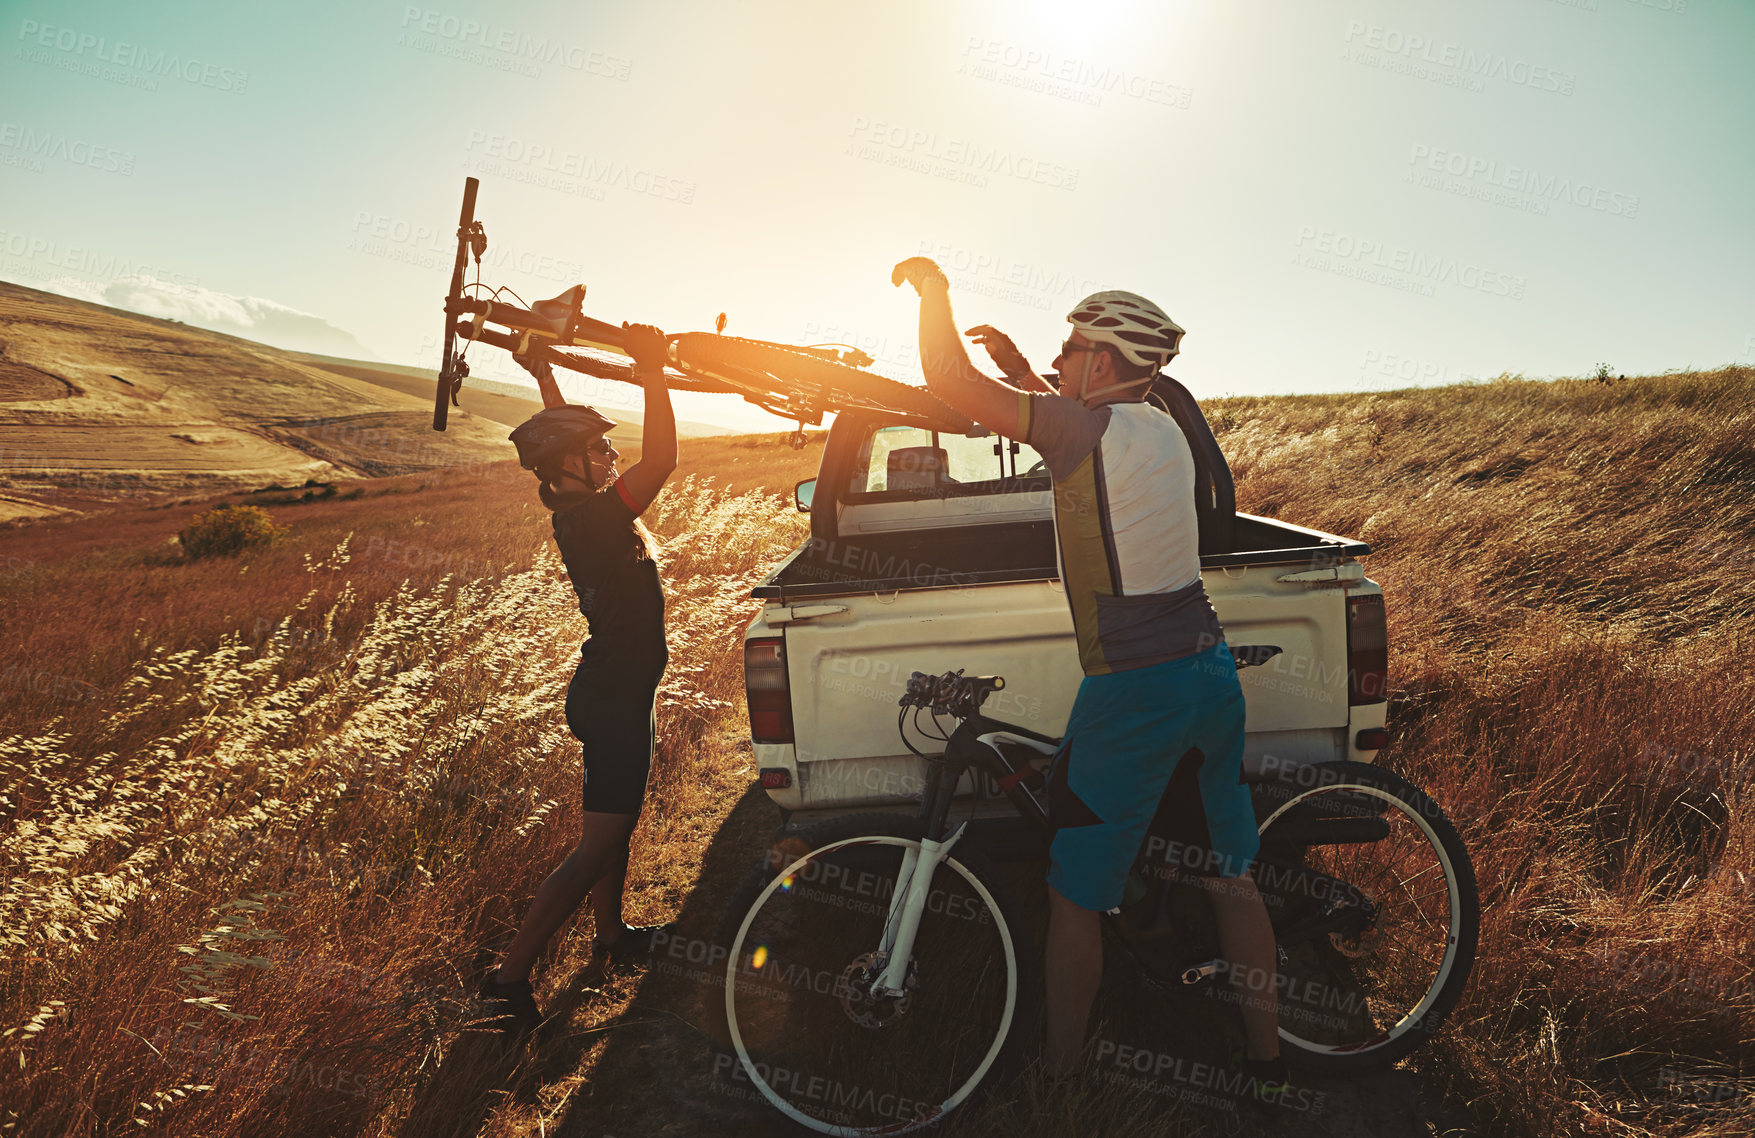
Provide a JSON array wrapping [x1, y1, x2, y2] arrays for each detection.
[[866, 723, 1053, 998], [871, 822, 967, 997]]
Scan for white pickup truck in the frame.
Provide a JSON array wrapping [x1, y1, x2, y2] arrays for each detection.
[[741, 378, 1388, 825]]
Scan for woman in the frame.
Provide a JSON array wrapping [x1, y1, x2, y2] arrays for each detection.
[[479, 323, 677, 1038]]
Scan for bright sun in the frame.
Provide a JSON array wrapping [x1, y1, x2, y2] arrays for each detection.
[[1020, 0, 1136, 48]]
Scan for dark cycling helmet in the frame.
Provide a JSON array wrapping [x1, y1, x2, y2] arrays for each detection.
[[509, 405, 617, 471]]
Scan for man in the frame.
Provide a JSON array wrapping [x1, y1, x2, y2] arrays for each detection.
[[892, 257, 1287, 1091]]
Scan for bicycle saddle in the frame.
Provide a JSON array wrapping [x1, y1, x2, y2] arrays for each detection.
[[529, 285, 585, 336]]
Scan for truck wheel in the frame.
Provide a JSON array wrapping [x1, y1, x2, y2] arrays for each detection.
[[710, 814, 1035, 1135]]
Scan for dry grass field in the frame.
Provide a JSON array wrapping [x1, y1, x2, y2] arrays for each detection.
[[2, 367, 1753, 1137]]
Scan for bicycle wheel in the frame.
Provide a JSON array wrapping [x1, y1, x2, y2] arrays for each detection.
[[715, 814, 1032, 1136], [673, 333, 971, 428], [1250, 762, 1478, 1073]]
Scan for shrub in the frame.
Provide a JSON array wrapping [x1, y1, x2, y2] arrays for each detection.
[[176, 504, 286, 560]]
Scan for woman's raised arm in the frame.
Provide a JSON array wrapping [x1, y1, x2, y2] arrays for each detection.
[[616, 323, 678, 511]]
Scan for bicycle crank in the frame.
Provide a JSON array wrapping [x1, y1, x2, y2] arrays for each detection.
[[1179, 945, 1290, 986]]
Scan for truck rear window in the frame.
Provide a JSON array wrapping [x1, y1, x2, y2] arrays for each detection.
[[848, 424, 1049, 500]]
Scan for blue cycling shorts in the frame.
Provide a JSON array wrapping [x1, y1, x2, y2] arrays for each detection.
[[1045, 642, 1259, 912]]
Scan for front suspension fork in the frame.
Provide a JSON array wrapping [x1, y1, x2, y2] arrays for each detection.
[[872, 822, 966, 996]]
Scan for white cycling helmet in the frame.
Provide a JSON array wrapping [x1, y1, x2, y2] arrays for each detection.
[[1066, 291, 1185, 379]]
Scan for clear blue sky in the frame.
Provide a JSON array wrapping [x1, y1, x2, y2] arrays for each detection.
[[3, 0, 1751, 429]]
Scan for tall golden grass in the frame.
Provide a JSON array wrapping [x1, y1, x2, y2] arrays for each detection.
[[1, 372, 1751, 1136], [1218, 367, 1755, 1136]]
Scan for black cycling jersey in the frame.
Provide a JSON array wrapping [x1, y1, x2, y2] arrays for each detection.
[[549, 481, 668, 815], [550, 482, 666, 657]]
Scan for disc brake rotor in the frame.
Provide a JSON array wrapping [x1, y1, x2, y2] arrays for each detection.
[[1328, 887, 1382, 958], [838, 951, 914, 1029]]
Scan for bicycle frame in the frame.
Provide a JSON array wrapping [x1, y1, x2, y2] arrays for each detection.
[[889, 706, 1381, 987], [916, 716, 1058, 841]]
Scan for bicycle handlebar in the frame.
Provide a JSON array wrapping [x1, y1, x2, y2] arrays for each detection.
[[432, 175, 480, 432], [901, 669, 1005, 720]]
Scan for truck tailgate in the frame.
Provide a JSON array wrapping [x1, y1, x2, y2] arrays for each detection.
[[756, 563, 1356, 812]]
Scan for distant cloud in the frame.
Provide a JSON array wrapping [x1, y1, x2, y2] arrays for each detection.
[[44, 275, 380, 361]]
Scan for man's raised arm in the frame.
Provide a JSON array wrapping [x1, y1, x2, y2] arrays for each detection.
[[892, 257, 1023, 438]]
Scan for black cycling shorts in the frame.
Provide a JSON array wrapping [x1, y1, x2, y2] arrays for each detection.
[[565, 643, 667, 816]]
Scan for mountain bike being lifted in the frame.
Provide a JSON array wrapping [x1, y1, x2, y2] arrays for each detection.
[[429, 177, 972, 439]]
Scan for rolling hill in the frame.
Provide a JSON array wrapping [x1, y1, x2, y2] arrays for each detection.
[[0, 281, 724, 522], [283, 351, 734, 441]]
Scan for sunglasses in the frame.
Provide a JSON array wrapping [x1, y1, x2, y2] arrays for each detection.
[[587, 439, 616, 455], [1060, 338, 1103, 357]]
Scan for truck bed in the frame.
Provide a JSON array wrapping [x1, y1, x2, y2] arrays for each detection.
[[753, 512, 1370, 603]]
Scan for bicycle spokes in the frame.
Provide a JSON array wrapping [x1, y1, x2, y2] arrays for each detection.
[[724, 835, 1019, 1134], [1257, 779, 1465, 1057]]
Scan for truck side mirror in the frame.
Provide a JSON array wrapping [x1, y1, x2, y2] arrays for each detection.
[[795, 479, 816, 512]]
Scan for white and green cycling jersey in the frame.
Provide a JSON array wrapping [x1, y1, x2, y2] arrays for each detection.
[[1013, 390, 1223, 676]]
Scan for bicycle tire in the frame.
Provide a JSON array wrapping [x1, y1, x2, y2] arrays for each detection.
[[713, 813, 1034, 1136], [1250, 762, 1479, 1073], [673, 334, 972, 428]]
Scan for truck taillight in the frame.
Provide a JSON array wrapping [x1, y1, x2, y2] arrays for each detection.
[[1347, 593, 1388, 705], [745, 636, 794, 744]]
